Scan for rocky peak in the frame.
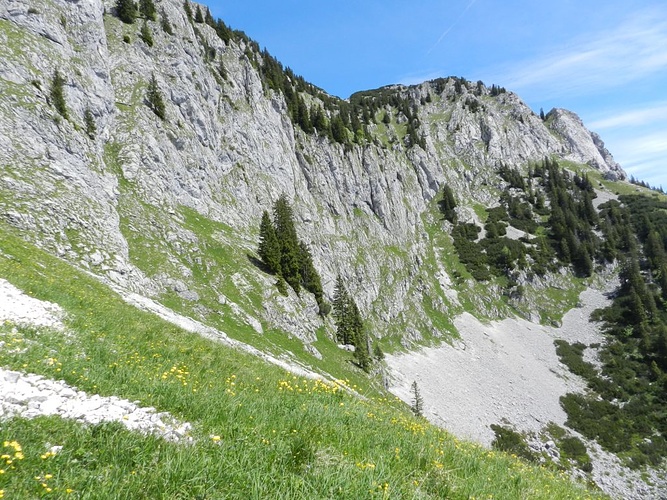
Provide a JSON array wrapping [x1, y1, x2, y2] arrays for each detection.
[[0, 0, 628, 346], [546, 108, 626, 179]]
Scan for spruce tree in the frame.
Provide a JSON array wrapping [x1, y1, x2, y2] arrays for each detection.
[[139, 0, 156, 20], [333, 276, 351, 344], [298, 241, 325, 311], [258, 210, 281, 275], [439, 184, 457, 223], [115, 0, 137, 24], [50, 69, 68, 119], [194, 5, 204, 23], [160, 8, 173, 35], [146, 73, 166, 120], [349, 300, 371, 372], [205, 7, 215, 26], [183, 0, 193, 21], [84, 107, 96, 139], [411, 381, 424, 417], [140, 20, 154, 47], [273, 195, 301, 293]]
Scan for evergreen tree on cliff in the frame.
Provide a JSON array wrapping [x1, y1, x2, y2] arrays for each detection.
[[115, 0, 137, 24], [333, 276, 351, 344], [146, 73, 166, 120], [258, 210, 281, 275], [273, 195, 301, 294], [139, 0, 156, 21], [439, 184, 457, 223], [298, 241, 325, 312]]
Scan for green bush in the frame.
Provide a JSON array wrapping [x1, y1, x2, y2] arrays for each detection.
[[490, 425, 537, 462]]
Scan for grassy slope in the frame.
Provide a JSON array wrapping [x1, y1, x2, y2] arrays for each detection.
[[0, 225, 605, 499]]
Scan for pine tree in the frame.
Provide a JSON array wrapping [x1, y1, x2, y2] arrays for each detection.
[[50, 69, 68, 119], [411, 381, 424, 417], [140, 20, 154, 47], [258, 211, 281, 275], [84, 107, 96, 139], [183, 0, 193, 21], [659, 265, 667, 300], [115, 0, 137, 24], [350, 300, 371, 372], [439, 184, 457, 223], [205, 7, 215, 26], [273, 195, 301, 293], [160, 9, 173, 35], [298, 241, 325, 311], [194, 5, 204, 23], [139, 0, 156, 20], [146, 73, 166, 120], [333, 276, 352, 344]]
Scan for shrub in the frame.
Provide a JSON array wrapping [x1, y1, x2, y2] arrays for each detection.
[[490, 425, 537, 462]]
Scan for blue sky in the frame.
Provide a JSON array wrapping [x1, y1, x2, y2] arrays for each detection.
[[206, 0, 667, 189]]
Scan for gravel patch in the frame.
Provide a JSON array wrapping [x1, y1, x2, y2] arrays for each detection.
[[386, 286, 611, 445], [0, 278, 192, 441], [385, 282, 667, 498], [1, 368, 193, 442], [0, 278, 65, 330]]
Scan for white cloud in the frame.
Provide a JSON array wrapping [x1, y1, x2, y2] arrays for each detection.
[[613, 131, 667, 161], [494, 9, 667, 98], [603, 129, 667, 186], [589, 102, 667, 130]]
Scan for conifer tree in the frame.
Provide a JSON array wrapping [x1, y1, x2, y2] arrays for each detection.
[[146, 73, 166, 120], [84, 107, 96, 139], [439, 184, 457, 223], [333, 276, 352, 344], [140, 20, 154, 47], [273, 195, 301, 293], [298, 241, 325, 310], [258, 210, 281, 275], [349, 299, 371, 372], [659, 265, 667, 300], [50, 69, 68, 119], [194, 5, 204, 23], [160, 8, 173, 35], [205, 7, 215, 26], [411, 381, 424, 417], [115, 0, 137, 24], [139, 0, 156, 20], [183, 0, 193, 21]]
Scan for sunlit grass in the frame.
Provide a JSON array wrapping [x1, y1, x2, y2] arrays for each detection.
[[0, 225, 606, 498]]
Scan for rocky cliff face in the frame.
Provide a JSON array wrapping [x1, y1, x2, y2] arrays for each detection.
[[0, 0, 626, 350]]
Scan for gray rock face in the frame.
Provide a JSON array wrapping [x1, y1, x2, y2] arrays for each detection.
[[0, 0, 627, 345], [547, 108, 626, 178], [1, 367, 193, 442]]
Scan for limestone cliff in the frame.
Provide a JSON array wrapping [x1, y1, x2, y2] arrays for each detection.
[[0, 0, 626, 351]]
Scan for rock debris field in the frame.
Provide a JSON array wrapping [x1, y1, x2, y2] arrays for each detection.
[[386, 287, 610, 446], [386, 284, 667, 499], [0, 278, 192, 442]]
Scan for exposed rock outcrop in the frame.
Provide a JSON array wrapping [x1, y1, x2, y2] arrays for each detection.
[[0, 0, 628, 348]]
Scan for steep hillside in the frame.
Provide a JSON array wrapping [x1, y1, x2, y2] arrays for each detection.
[[0, 0, 625, 349], [1, 0, 665, 498]]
